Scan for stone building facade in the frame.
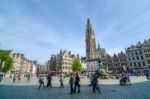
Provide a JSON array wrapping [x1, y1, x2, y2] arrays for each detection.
[[47, 50, 77, 74], [106, 52, 128, 72], [142, 39, 150, 67], [126, 39, 150, 71], [12, 53, 37, 76]]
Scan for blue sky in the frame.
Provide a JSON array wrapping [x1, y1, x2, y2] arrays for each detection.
[[0, 0, 150, 64]]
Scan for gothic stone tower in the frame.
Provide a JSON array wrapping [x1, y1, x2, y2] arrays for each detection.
[[85, 18, 97, 60]]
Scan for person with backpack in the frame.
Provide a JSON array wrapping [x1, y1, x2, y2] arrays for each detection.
[[74, 73, 80, 93], [39, 75, 45, 89], [92, 74, 101, 94], [46, 74, 52, 88]]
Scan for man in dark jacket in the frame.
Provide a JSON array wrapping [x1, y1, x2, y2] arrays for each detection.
[[46, 74, 52, 88], [69, 73, 74, 94], [74, 73, 80, 93], [92, 74, 101, 94], [39, 75, 45, 89]]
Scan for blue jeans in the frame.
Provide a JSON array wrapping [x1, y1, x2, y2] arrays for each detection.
[[93, 83, 100, 93]]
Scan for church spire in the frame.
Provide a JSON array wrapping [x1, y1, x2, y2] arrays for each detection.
[[87, 18, 90, 25], [98, 43, 100, 49], [85, 18, 97, 60]]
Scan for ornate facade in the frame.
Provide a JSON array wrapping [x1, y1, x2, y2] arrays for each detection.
[[47, 50, 77, 73], [106, 52, 128, 72], [126, 39, 150, 70], [85, 18, 107, 72], [12, 53, 37, 76]]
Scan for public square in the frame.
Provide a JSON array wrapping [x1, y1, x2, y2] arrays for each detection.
[[0, 76, 150, 99], [1, 0, 150, 99]]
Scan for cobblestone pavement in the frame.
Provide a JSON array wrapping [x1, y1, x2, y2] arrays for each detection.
[[0, 76, 150, 99]]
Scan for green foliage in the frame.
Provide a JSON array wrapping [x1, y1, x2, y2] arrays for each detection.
[[0, 50, 13, 73], [71, 59, 82, 72]]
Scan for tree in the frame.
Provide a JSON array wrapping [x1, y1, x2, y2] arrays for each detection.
[[0, 50, 13, 73], [71, 59, 82, 73]]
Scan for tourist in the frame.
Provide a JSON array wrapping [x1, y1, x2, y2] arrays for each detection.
[[18, 74, 21, 83], [59, 75, 64, 87], [39, 75, 45, 89], [74, 73, 80, 93], [69, 73, 74, 94], [89, 74, 94, 86], [120, 72, 127, 86], [0, 74, 3, 84], [27, 73, 30, 82], [13, 74, 16, 83], [145, 70, 149, 80], [126, 72, 131, 85], [92, 74, 101, 94], [46, 74, 52, 88]]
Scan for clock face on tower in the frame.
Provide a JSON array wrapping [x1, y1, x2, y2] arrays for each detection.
[[90, 35, 95, 39]]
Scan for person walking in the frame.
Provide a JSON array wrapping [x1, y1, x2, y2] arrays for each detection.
[[126, 72, 131, 85], [92, 74, 101, 94], [74, 73, 80, 93], [59, 75, 64, 87], [69, 73, 74, 94], [39, 75, 45, 89], [145, 70, 149, 80], [18, 74, 21, 83], [89, 74, 94, 87], [46, 74, 52, 88], [27, 73, 30, 82], [0, 74, 3, 84], [13, 74, 16, 83]]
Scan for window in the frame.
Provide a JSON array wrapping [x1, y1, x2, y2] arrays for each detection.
[[141, 56, 144, 60], [136, 56, 139, 60], [129, 58, 131, 61], [131, 53, 134, 55], [134, 63, 136, 67], [140, 51, 142, 55], [133, 57, 135, 60], [138, 62, 141, 67], [143, 62, 145, 66], [130, 63, 132, 66], [135, 52, 138, 55], [147, 60, 150, 64]]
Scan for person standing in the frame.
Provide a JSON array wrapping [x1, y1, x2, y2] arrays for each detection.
[[89, 74, 94, 86], [59, 75, 64, 87], [27, 73, 30, 82], [39, 75, 45, 89], [18, 74, 21, 83], [92, 74, 101, 94], [13, 74, 16, 83], [0, 74, 3, 84], [125, 72, 131, 85], [46, 74, 52, 88], [74, 73, 80, 93], [145, 70, 149, 80], [69, 73, 74, 94]]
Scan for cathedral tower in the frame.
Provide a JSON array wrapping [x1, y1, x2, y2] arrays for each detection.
[[85, 18, 97, 60]]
